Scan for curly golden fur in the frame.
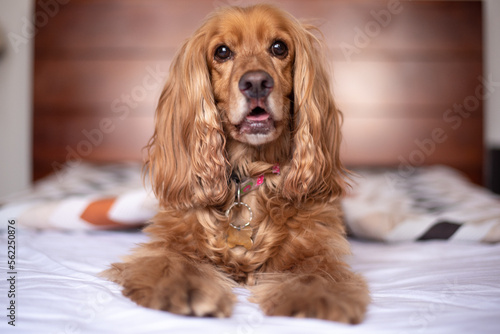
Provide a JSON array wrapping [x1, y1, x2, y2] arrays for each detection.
[[102, 4, 369, 323]]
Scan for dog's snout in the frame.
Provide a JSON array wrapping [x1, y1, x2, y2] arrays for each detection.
[[238, 71, 274, 99]]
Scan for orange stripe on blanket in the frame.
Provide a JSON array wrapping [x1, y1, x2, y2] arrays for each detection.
[[80, 198, 125, 228]]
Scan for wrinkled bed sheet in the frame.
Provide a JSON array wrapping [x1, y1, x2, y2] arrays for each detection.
[[1, 229, 499, 334]]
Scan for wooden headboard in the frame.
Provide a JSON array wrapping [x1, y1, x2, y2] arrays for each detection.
[[34, 0, 483, 183]]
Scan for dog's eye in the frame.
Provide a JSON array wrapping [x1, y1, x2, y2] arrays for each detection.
[[214, 45, 232, 62], [270, 41, 288, 58]]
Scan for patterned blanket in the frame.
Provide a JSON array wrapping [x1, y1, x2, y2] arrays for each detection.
[[1, 163, 499, 242], [343, 167, 500, 243]]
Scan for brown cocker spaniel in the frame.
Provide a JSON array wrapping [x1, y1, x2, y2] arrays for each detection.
[[103, 4, 369, 323]]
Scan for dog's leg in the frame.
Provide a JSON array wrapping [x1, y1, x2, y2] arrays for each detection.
[[250, 266, 370, 324], [101, 245, 236, 317]]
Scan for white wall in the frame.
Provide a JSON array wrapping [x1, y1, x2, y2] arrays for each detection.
[[485, 0, 500, 148], [0, 0, 33, 198]]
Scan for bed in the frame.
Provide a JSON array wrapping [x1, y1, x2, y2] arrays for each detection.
[[2, 230, 500, 334], [1, 163, 500, 333], [2, 0, 499, 333]]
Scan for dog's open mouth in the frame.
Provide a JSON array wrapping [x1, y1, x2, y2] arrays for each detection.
[[238, 107, 275, 134]]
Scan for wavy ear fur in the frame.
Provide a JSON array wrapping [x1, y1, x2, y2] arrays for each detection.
[[282, 23, 348, 203], [144, 30, 228, 210]]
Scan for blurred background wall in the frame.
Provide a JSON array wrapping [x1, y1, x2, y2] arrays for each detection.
[[0, 0, 33, 198], [484, 0, 500, 192], [485, 0, 500, 148]]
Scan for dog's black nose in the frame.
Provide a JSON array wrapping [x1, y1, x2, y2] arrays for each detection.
[[238, 71, 274, 99]]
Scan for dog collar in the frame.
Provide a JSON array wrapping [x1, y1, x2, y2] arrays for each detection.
[[236, 163, 280, 196], [225, 163, 280, 250]]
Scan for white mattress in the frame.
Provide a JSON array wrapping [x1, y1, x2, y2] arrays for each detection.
[[1, 229, 499, 334]]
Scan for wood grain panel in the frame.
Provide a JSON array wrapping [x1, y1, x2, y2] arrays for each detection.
[[334, 60, 483, 107], [35, 0, 482, 59], [33, 116, 154, 180], [35, 0, 214, 53], [34, 59, 169, 115], [339, 102, 483, 119], [341, 117, 483, 165], [33, 0, 484, 182], [319, 1, 482, 58], [341, 117, 484, 183]]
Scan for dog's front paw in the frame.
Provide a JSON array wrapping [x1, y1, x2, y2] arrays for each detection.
[[105, 258, 236, 318], [128, 274, 235, 317], [254, 274, 369, 324]]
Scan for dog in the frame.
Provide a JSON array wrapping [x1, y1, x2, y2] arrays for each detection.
[[102, 4, 369, 323]]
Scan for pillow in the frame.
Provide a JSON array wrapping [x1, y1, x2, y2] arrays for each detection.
[[342, 166, 500, 243], [0, 162, 156, 230]]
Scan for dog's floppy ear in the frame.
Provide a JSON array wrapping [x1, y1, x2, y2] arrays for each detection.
[[144, 30, 228, 209], [282, 23, 348, 203]]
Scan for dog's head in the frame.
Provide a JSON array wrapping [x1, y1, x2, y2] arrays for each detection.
[[206, 6, 295, 146], [146, 5, 347, 209]]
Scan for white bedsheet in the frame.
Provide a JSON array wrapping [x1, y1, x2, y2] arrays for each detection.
[[1, 230, 500, 334]]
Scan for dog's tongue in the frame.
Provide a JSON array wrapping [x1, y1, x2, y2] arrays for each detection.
[[246, 107, 270, 122], [246, 112, 270, 122]]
